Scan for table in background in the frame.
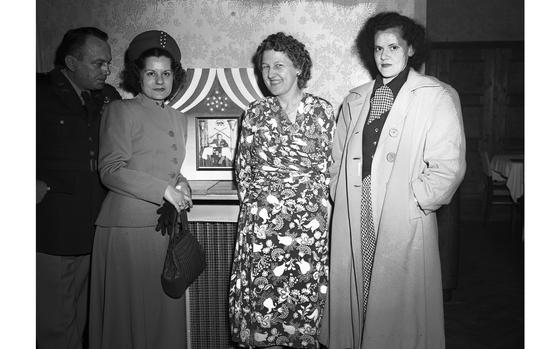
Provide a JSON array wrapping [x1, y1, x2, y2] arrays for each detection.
[[490, 153, 524, 202]]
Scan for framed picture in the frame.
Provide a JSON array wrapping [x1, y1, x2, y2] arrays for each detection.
[[195, 116, 239, 170]]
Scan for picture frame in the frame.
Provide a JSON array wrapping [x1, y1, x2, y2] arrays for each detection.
[[195, 116, 239, 171]]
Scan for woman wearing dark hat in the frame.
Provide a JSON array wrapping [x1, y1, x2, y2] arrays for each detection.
[[320, 12, 466, 348], [229, 32, 335, 348], [89, 30, 191, 348]]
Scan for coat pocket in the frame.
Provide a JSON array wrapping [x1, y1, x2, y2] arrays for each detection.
[[409, 185, 423, 220]]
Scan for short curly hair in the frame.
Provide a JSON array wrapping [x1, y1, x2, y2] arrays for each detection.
[[254, 32, 312, 89], [356, 12, 429, 77], [119, 48, 186, 99]]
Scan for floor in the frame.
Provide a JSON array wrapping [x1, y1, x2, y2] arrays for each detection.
[[229, 204, 526, 349], [443, 217, 524, 349], [315, 211, 525, 349]]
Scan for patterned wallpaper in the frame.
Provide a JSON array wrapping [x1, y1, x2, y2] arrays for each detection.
[[37, 0, 421, 108]]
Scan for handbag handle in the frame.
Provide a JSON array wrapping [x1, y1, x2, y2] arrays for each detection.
[[169, 209, 187, 242], [179, 209, 189, 227]]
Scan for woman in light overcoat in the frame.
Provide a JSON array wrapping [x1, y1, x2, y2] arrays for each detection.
[[319, 12, 466, 349]]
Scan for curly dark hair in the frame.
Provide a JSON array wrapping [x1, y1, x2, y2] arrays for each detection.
[[254, 32, 312, 89], [119, 48, 186, 99], [356, 12, 429, 77], [54, 27, 108, 68]]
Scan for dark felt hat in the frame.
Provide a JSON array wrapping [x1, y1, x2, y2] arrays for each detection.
[[127, 30, 181, 62]]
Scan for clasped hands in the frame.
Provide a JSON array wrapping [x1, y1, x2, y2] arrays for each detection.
[[165, 183, 193, 212], [156, 184, 193, 236]]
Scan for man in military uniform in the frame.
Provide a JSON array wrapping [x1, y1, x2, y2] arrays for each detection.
[[36, 27, 121, 348]]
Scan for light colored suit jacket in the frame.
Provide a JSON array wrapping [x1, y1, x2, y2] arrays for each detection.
[[96, 94, 188, 227]]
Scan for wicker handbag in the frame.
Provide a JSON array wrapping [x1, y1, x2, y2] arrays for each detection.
[[161, 209, 206, 298]]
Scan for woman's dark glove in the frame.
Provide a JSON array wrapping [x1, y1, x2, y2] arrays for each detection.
[[156, 200, 177, 236]]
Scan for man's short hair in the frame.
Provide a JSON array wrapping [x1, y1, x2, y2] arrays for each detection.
[[54, 27, 109, 68]]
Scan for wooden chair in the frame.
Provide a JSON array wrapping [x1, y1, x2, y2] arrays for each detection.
[[479, 150, 518, 230]]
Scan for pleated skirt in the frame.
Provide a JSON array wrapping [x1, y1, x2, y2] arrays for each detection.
[[89, 226, 186, 349]]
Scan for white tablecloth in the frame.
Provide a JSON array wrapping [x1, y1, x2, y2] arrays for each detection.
[[490, 154, 524, 202]]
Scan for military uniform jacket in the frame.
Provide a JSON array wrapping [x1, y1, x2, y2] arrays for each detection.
[[36, 68, 121, 255]]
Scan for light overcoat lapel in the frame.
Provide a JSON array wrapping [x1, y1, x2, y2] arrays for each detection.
[[370, 75, 416, 230], [343, 83, 371, 326]]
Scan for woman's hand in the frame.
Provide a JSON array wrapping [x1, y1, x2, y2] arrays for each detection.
[[164, 185, 193, 212], [175, 181, 191, 197], [175, 181, 193, 209]]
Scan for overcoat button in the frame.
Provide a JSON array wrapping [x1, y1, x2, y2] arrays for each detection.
[[171, 144, 177, 151], [386, 152, 396, 162], [172, 158, 178, 164], [389, 128, 398, 137], [168, 131, 175, 137], [89, 150, 95, 156], [59, 120, 65, 124]]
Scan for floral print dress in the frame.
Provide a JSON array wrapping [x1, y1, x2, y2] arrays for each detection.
[[230, 93, 335, 348]]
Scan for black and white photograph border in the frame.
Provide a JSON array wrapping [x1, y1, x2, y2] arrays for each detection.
[[195, 116, 239, 171], [6, 1, 559, 348]]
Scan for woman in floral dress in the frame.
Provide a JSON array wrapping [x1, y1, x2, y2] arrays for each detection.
[[229, 32, 335, 348]]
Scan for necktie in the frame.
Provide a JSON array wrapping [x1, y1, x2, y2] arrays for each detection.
[[81, 90, 92, 105], [81, 91, 94, 121], [367, 85, 394, 124]]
